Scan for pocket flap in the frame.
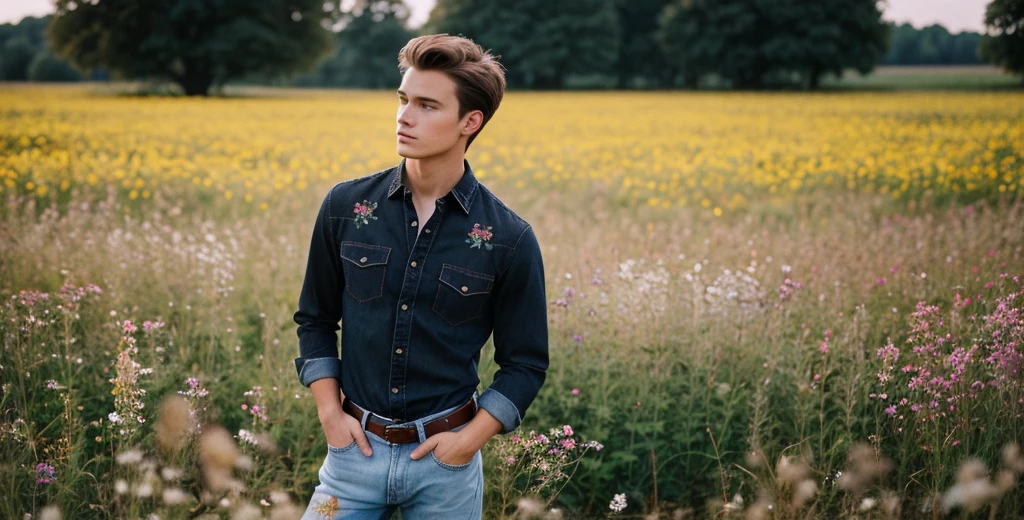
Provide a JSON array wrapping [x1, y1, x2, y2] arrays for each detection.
[[340, 242, 391, 268], [439, 264, 494, 296]]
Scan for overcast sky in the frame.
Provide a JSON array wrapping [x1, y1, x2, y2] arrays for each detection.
[[1, 0, 990, 34]]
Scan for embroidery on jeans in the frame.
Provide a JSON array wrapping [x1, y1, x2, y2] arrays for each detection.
[[466, 223, 494, 251], [312, 495, 339, 518], [353, 200, 378, 229]]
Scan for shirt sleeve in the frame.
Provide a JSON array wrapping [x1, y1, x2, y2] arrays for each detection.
[[292, 187, 345, 387], [477, 225, 549, 434]]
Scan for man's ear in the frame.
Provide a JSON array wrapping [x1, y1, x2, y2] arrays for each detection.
[[462, 110, 484, 136]]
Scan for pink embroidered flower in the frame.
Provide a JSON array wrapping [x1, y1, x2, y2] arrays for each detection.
[[353, 200, 378, 229], [466, 223, 494, 250]]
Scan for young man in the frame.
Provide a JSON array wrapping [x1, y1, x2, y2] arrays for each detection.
[[293, 34, 549, 519]]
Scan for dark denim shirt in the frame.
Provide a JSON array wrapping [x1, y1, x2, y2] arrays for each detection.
[[292, 158, 548, 433]]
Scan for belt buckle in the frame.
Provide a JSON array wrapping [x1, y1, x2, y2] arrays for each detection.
[[383, 423, 410, 443]]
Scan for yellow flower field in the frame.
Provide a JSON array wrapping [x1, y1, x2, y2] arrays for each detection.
[[2, 85, 1021, 215]]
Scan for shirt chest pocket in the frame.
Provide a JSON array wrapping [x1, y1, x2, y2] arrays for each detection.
[[340, 241, 391, 302], [432, 264, 494, 326]]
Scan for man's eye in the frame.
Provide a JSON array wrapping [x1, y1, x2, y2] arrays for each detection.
[[422, 104, 434, 110]]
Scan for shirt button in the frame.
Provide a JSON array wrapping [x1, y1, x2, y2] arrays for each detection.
[[424, 229, 431, 234], [391, 387, 399, 394], [461, 286, 469, 292], [360, 257, 368, 263], [401, 304, 408, 311], [396, 348, 403, 354], [411, 221, 418, 227], [410, 261, 417, 267]]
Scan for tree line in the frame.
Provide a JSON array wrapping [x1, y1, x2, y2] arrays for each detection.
[[1, 0, 1021, 94]]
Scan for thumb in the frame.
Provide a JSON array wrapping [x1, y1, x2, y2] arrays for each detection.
[[410, 437, 436, 460], [352, 427, 373, 457]]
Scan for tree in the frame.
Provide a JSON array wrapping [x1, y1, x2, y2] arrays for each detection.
[[46, 0, 337, 96], [793, 0, 888, 89], [614, 0, 675, 88], [980, 0, 1024, 82], [299, 0, 413, 88], [658, 0, 887, 89], [426, 0, 620, 89], [0, 37, 35, 80], [29, 50, 82, 82]]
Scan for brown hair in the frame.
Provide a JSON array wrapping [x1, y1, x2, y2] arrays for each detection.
[[398, 34, 506, 150]]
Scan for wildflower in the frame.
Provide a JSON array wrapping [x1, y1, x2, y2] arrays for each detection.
[[46, 380, 58, 389], [562, 425, 573, 436], [35, 463, 56, 485], [571, 388, 580, 395], [609, 493, 627, 513], [238, 429, 259, 446]]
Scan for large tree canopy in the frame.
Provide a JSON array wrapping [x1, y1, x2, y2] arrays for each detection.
[[298, 0, 413, 88], [658, 0, 888, 89], [46, 0, 337, 95], [980, 0, 1024, 81], [425, 0, 620, 89]]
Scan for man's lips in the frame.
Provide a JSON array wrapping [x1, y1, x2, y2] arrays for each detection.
[[397, 131, 416, 139]]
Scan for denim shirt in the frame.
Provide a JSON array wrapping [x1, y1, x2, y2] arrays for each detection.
[[292, 158, 548, 434]]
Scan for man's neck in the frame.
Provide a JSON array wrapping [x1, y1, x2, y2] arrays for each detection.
[[403, 152, 465, 201]]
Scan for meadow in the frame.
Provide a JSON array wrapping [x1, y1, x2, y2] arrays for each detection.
[[1, 83, 1023, 519]]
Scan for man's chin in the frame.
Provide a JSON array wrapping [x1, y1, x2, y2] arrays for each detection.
[[397, 145, 427, 160]]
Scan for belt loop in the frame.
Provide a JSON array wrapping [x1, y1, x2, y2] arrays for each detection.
[[414, 419, 427, 444], [358, 404, 370, 431]]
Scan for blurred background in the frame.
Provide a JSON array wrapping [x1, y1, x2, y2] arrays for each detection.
[[2, 2, 1023, 520], [0, 0, 1020, 93]]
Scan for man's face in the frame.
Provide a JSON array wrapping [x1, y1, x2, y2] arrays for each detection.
[[396, 67, 473, 159]]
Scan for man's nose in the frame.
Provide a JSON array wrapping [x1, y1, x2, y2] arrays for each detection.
[[397, 105, 413, 127]]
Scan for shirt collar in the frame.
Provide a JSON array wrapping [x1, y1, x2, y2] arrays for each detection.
[[386, 158, 478, 215]]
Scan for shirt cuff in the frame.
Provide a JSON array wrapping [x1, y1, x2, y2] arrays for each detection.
[[295, 356, 342, 387], [478, 388, 522, 434]]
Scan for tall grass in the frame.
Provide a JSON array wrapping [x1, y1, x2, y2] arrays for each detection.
[[2, 87, 1023, 518]]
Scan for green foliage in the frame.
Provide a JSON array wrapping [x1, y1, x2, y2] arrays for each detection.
[[46, 0, 337, 95], [297, 0, 413, 88], [657, 0, 888, 89], [885, 23, 985, 65], [980, 0, 1024, 79], [29, 50, 82, 82], [1, 38, 36, 81], [426, 0, 620, 89]]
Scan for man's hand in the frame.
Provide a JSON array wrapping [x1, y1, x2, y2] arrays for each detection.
[[409, 430, 478, 465], [308, 378, 371, 457], [319, 406, 372, 457], [409, 407, 503, 464]]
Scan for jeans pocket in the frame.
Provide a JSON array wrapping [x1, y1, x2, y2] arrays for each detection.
[[327, 440, 359, 454], [431, 264, 494, 326], [340, 241, 391, 302], [429, 450, 474, 471]]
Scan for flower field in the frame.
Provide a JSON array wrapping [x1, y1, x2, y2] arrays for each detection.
[[1, 84, 1023, 519]]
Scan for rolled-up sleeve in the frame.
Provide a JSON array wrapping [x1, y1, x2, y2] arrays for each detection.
[[479, 225, 549, 433], [292, 187, 345, 387]]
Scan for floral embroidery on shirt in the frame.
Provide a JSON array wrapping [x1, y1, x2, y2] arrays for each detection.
[[353, 200, 378, 229], [313, 495, 339, 518], [466, 223, 494, 250]]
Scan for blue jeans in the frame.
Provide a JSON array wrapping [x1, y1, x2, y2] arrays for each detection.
[[300, 398, 484, 520]]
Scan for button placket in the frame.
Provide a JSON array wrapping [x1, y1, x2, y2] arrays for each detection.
[[387, 194, 444, 419]]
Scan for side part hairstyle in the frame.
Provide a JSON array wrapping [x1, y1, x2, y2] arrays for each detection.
[[398, 34, 506, 150]]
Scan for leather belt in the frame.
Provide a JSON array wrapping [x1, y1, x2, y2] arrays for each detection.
[[341, 397, 477, 444]]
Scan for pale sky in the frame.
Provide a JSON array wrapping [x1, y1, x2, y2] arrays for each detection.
[[0, 0, 990, 34]]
